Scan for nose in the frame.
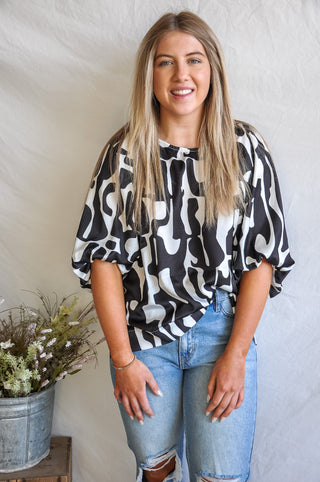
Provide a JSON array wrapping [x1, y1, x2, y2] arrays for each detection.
[[173, 61, 189, 81]]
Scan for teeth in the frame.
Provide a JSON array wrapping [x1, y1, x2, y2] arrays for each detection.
[[171, 89, 192, 95]]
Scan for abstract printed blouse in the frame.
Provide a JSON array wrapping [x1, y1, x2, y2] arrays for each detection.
[[72, 123, 294, 351]]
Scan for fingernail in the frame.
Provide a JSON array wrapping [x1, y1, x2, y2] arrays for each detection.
[[205, 411, 210, 417], [129, 416, 134, 421], [157, 389, 164, 397], [212, 417, 218, 423], [139, 419, 144, 425], [207, 394, 211, 403], [220, 417, 226, 422]]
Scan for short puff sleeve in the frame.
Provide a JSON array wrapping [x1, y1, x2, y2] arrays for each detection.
[[233, 126, 294, 297], [72, 141, 139, 288]]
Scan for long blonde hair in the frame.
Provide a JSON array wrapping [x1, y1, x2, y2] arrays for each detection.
[[105, 11, 243, 228]]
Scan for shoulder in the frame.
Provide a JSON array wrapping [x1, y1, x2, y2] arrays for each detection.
[[93, 125, 130, 180], [235, 120, 272, 175], [235, 120, 269, 152]]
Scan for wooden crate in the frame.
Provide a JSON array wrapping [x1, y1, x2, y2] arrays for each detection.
[[0, 437, 72, 482]]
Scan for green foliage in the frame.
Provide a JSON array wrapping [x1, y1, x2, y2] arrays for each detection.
[[0, 292, 104, 397]]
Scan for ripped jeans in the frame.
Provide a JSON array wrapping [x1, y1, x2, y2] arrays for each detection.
[[110, 290, 257, 482]]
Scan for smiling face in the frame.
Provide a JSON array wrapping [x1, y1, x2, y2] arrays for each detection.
[[153, 31, 211, 130]]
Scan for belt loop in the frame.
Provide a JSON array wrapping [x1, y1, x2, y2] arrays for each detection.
[[214, 288, 220, 312]]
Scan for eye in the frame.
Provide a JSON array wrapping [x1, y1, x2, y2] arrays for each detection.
[[158, 59, 173, 67], [188, 58, 201, 64]]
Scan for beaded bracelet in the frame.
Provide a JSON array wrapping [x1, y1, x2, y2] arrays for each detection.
[[112, 354, 136, 370]]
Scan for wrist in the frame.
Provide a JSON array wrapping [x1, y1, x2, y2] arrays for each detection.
[[112, 354, 136, 370], [110, 350, 134, 368], [224, 342, 248, 361]]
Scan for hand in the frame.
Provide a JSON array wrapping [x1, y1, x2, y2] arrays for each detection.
[[114, 358, 162, 424], [206, 350, 245, 422]]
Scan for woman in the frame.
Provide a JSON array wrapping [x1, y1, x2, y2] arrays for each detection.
[[72, 11, 294, 482]]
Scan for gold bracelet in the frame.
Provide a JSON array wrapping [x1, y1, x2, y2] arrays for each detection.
[[112, 354, 136, 370]]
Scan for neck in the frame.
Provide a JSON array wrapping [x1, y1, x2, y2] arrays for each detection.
[[158, 115, 201, 148], [159, 125, 200, 148]]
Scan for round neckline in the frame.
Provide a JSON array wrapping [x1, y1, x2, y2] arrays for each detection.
[[159, 138, 199, 152]]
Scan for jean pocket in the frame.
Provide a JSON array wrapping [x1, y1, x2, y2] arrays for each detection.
[[220, 295, 234, 318]]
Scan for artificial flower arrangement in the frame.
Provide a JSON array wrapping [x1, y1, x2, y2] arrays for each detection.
[[0, 292, 104, 398]]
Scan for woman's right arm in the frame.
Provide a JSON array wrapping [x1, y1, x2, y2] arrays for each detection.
[[91, 259, 162, 423]]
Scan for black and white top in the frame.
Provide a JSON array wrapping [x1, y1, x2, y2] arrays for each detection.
[[72, 123, 294, 351]]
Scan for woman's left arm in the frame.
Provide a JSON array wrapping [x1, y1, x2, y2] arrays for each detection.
[[206, 258, 273, 421]]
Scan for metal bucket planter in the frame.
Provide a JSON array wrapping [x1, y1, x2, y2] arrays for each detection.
[[0, 384, 55, 472]]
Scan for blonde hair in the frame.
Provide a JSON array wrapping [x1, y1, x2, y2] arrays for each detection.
[[105, 11, 243, 228]]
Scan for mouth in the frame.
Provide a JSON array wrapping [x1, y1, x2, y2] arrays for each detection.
[[170, 88, 193, 96]]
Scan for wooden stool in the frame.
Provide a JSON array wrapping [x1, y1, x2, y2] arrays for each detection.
[[0, 437, 72, 482]]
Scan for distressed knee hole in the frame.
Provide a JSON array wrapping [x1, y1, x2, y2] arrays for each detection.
[[144, 450, 175, 471], [141, 450, 179, 481]]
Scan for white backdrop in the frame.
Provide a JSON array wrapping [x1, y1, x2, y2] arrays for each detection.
[[1, 1, 319, 481]]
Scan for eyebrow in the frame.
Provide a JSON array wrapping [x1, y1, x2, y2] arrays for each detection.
[[154, 51, 206, 60]]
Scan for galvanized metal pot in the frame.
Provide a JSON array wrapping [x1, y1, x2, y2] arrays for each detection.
[[0, 384, 55, 472]]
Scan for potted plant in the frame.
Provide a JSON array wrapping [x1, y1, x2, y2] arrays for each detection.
[[0, 292, 103, 473]]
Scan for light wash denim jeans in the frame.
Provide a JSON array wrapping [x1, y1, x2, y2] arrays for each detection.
[[110, 289, 257, 482]]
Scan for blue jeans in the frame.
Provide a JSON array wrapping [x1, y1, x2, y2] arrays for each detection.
[[110, 289, 257, 482]]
